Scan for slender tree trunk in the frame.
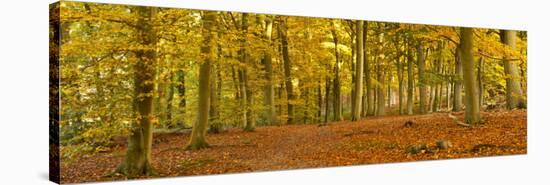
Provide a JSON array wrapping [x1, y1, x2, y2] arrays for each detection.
[[432, 49, 442, 112], [500, 30, 526, 109], [460, 27, 481, 124], [166, 73, 174, 127], [278, 83, 283, 125], [407, 43, 414, 115], [176, 70, 186, 127], [417, 42, 427, 114], [116, 6, 156, 177], [262, 15, 276, 125], [331, 27, 343, 121], [324, 75, 331, 123], [397, 55, 404, 115], [154, 64, 164, 125], [317, 79, 322, 123], [478, 57, 484, 110], [238, 67, 248, 128], [453, 47, 463, 112], [446, 80, 451, 110], [231, 66, 240, 100], [439, 66, 446, 110], [387, 74, 392, 108], [376, 46, 386, 116], [351, 29, 356, 119], [240, 13, 255, 131], [279, 19, 294, 124], [352, 20, 364, 121], [208, 63, 221, 133], [367, 59, 374, 116], [362, 22, 369, 117], [186, 10, 217, 150], [365, 35, 374, 115], [244, 71, 255, 130]]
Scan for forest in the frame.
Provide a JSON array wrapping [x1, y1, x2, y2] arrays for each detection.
[[50, 2, 527, 183]]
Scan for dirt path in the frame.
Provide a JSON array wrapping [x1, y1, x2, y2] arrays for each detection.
[[60, 110, 527, 183]]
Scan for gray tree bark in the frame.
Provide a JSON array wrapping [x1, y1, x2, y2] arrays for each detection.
[[331, 26, 343, 121], [186, 10, 217, 149], [460, 27, 481, 124], [262, 15, 276, 125], [500, 30, 526, 109], [352, 20, 364, 121], [407, 42, 414, 115], [116, 6, 157, 177], [453, 47, 463, 112], [279, 19, 295, 124]]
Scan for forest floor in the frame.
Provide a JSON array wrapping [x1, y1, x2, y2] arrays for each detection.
[[60, 109, 527, 183]]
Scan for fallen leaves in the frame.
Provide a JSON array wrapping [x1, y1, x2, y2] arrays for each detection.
[[60, 109, 527, 184]]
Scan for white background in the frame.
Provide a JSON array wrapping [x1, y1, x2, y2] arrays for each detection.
[[0, 0, 548, 184]]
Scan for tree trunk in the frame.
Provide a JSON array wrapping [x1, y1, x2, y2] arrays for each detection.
[[460, 27, 481, 124], [376, 54, 386, 116], [208, 63, 221, 133], [325, 75, 331, 123], [176, 70, 186, 127], [407, 43, 414, 115], [237, 69, 247, 128], [387, 73, 392, 108], [365, 26, 374, 116], [500, 30, 526, 109], [397, 53, 404, 115], [446, 80, 451, 110], [417, 42, 427, 114], [239, 13, 255, 131], [279, 19, 295, 124], [262, 15, 276, 125], [362, 22, 369, 117], [352, 21, 364, 121], [331, 27, 343, 121], [186, 10, 217, 150], [432, 49, 442, 112], [351, 28, 356, 120], [166, 73, 174, 127], [117, 6, 156, 177], [317, 79, 322, 123], [453, 47, 463, 112], [478, 57, 484, 110]]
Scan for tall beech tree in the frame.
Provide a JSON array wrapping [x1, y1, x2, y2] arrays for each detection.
[[186, 10, 217, 150], [240, 13, 255, 131], [375, 29, 386, 116], [116, 6, 157, 177], [453, 47, 463, 112], [500, 30, 526, 109], [352, 20, 364, 121], [406, 37, 415, 115], [331, 23, 343, 121], [262, 15, 276, 125], [279, 18, 295, 124], [460, 27, 481, 124], [417, 42, 427, 114]]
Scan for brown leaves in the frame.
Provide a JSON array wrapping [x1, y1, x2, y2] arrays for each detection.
[[60, 109, 527, 184]]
